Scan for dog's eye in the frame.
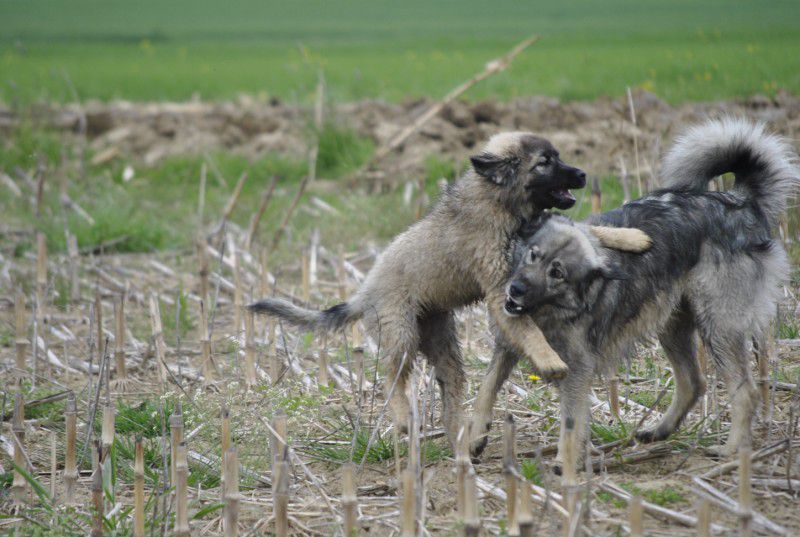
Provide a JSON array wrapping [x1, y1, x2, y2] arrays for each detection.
[[549, 263, 565, 280], [538, 156, 551, 167], [525, 246, 539, 264]]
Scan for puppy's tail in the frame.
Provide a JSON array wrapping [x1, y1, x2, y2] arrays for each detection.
[[247, 298, 363, 332], [661, 117, 800, 227]]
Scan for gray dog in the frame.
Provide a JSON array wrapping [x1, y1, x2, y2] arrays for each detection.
[[249, 131, 650, 447], [503, 118, 798, 468]]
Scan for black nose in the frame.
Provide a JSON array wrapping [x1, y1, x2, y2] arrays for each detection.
[[577, 170, 586, 180], [509, 281, 526, 298]]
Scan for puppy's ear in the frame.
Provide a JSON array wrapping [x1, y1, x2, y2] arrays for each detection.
[[470, 153, 515, 185]]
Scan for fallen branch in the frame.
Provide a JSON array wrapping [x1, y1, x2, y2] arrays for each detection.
[[691, 477, 789, 535], [367, 35, 539, 167]]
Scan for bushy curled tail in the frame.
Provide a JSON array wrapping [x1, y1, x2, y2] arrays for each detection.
[[247, 298, 362, 331], [661, 117, 800, 227]]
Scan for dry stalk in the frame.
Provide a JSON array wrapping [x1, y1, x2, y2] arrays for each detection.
[[91, 443, 104, 537], [244, 307, 257, 388], [456, 424, 471, 518], [244, 175, 279, 250], [696, 498, 711, 537], [36, 232, 47, 306], [199, 299, 217, 382], [609, 377, 621, 420], [223, 447, 240, 537], [233, 250, 243, 336], [270, 148, 316, 253], [134, 437, 145, 537], [11, 394, 27, 502], [14, 290, 28, 383], [174, 442, 190, 537], [517, 479, 534, 537], [274, 458, 290, 537], [341, 462, 358, 536], [170, 408, 184, 487], [64, 392, 78, 503], [111, 294, 132, 389], [626, 86, 643, 196], [271, 409, 288, 466], [503, 414, 519, 536], [49, 430, 57, 498], [561, 419, 578, 537], [148, 293, 169, 390], [462, 467, 480, 537], [301, 248, 310, 302], [101, 399, 116, 453], [197, 234, 210, 305], [738, 446, 753, 537], [401, 469, 416, 537], [629, 495, 644, 537]]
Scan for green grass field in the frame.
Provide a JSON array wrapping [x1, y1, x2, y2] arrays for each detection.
[[2, 0, 799, 104]]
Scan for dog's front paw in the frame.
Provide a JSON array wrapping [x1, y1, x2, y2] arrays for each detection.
[[538, 361, 569, 381], [469, 435, 489, 460]]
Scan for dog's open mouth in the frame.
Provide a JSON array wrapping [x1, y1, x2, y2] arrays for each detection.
[[504, 297, 526, 316], [549, 188, 576, 206]]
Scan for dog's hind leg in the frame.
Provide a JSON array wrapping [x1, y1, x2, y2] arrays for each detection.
[[418, 311, 466, 449], [637, 305, 706, 443], [469, 341, 519, 458], [375, 305, 419, 434], [702, 329, 757, 455]]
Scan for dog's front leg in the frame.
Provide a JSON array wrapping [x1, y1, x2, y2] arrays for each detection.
[[555, 364, 593, 475], [469, 341, 519, 458], [486, 287, 568, 379]]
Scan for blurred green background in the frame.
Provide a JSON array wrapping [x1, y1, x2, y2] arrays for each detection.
[[2, 0, 799, 104]]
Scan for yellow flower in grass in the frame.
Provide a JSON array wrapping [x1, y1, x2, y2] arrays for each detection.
[[528, 374, 541, 382]]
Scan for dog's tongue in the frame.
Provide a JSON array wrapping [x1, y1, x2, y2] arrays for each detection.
[[552, 189, 576, 203]]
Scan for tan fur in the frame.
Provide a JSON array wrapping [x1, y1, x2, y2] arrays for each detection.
[[589, 226, 652, 252], [252, 131, 651, 448]]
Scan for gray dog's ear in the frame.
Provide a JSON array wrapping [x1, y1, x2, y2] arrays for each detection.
[[470, 153, 516, 185], [598, 262, 629, 281]]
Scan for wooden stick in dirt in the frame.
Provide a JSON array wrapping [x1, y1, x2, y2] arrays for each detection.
[[757, 331, 774, 416], [626, 87, 643, 196], [503, 414, 519, 536], [561, 419, 579, 537], [218, 172, 249, 230], [223, 447, 240, 537], [696, 498, 711, 537], [608, 377, 621, 419], [738, 446, 753, 537], [111, 294, 131, 388], [148, 294, 169, 389], [244, 307, 257, 387], [174, 442, 190, 537], [233, 250, 243, 335], [463, 467, 480, 537], [274, 458, 290, 537], [91, 443, 104, 537], [270, 147, 317, 253], [11, 394, 27, 502], [14, 290, 28, 382], [401, 468, 417, 537], [590, 177, 602, 214], [36, 232, 47, 305], [301, 248, 310, 302], [341, 462, 358, 536], [67, 232, 80, 301], [50, 430, 57, 498], [271, 409, 288, 466], [517, 479, 534, 537], [134, 437, 145, 537], [351, 322, 362, 350], [629, 495, 644, 537], [318, 345, 330, 387], [370, 35, 539, 166], [456, 424, 471, 519], [197, 234, 210, 305], [353, 346, 365, 397], [269, 317, 280, 384], [700, 438, 788, 480], [170, 408, 184, 487], [64, 393, 78, 503], [94, 291, 103, 363], [101, 399, 115, 453], [199, 300, 217, 382], [244, 175, 279, 251]]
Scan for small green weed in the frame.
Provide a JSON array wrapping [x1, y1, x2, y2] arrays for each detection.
[[315, 123, 374, 178], [521, 459, 543, 487]]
